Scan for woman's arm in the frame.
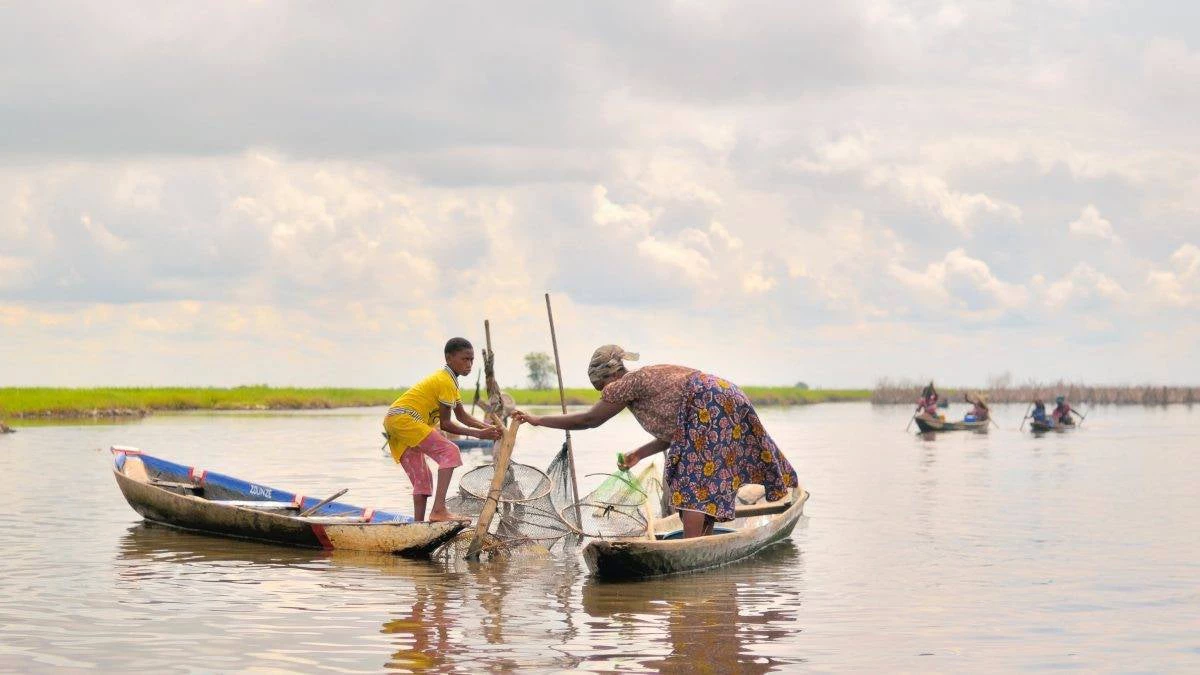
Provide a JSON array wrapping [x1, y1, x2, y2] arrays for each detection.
[[512, 398, 625, 431], [617, 438, 670, 470]]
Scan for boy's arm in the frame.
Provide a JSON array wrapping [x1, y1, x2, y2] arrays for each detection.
[[453, 402, 491, 429], [440, 402, 501, 439]]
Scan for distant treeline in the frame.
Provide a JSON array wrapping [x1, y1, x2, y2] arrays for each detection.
[[872, 379, 1200, 405], [0, 385, 871, 420]]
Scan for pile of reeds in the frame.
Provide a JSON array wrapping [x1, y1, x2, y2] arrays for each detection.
[[872, 378, 1199, 405]]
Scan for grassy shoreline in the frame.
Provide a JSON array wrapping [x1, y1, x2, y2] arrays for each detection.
[[0, 385, 871, 420]]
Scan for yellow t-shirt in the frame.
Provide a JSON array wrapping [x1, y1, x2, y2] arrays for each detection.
[[383, 366, 462, 461]]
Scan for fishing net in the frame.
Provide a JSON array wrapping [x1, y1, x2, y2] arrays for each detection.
[[437, 442, 663, 558]]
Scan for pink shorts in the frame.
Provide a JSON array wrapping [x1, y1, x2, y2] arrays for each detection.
[[399, 431, 463, 496]]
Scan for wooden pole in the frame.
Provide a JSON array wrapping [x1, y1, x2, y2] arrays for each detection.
[[482, 320, 502, 427], [1018, 402, 1033, 431], [464, 417, 522, 560], [298, 488, 349, 517], [545, 293, 584, 529]]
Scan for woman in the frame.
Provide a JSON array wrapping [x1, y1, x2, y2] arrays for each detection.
[[1051, 396, 1075, 425], [964, 392, 989, 422], [916, 381, 941, 419], [512, 345, 799, 538]]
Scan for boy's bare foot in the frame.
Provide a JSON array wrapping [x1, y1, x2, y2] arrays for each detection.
[[428, 510, 471, 523]]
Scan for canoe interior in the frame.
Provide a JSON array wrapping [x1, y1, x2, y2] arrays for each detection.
[[110, 447, 466, 557], [113, 449, 411, 523]]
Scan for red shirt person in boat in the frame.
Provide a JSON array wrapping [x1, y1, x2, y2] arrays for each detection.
[[513, 345, 799, 539], [916, 382, 942, 419], [1051, 396, 1075, 425]]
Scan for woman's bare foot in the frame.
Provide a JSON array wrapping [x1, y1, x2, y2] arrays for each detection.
[[427, 510, 471, 523]]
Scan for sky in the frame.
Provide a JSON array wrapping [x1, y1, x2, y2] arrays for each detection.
[[1, 1, 1198, 389]]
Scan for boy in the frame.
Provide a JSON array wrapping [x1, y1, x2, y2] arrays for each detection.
[[384, 338, 502, 521]]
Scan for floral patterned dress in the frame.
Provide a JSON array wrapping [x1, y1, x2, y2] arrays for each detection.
[[603, 367, 799, 521]]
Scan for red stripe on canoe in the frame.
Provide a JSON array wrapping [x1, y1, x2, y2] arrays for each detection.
[[311, 523, 333, 550]]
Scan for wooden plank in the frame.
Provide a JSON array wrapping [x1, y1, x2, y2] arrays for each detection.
[[464, 417, 521, 560]]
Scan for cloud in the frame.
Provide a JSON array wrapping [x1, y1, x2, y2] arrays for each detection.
[[890, 248, 1028, 320], [1042, 262, 1129, 310], [4, 3, 1200, 386], [1068, 204, 1120, 242], [1146, 243, 1200, 307]]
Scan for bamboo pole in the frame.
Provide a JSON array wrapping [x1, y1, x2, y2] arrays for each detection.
[[464, 417, 522, 560], [545, 293, 584, 529]]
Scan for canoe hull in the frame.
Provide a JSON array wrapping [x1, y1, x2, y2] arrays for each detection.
[[915, 415, 989, 433], [1029, 419, 1076, 433], [583, 488, 809, 580], [112, 450, 464, 557]]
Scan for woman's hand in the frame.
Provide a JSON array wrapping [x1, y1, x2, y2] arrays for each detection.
[[511, 410, 540, 426], [617, 450, 641, 471]]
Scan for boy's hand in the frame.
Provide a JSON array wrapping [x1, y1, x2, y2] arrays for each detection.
[[511, 410, 540, 426], [477, 425, 503, 441]]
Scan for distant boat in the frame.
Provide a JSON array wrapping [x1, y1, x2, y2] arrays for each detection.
[[1029, 418, 1076, 433], [583, 487, 809, 580], [452, 437, 495, 451], [110, 447, 464, 557], [914, 413, 989, 432]]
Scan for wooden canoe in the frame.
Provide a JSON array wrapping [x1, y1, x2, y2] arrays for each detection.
[[110, 447, 465, 557], [582, 487, 809, 580], [914, 414, 989, 433], [1029, 419, 1076, 433]]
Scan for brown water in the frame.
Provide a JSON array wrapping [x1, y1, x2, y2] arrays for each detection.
[[1, 403, 1198, 672]]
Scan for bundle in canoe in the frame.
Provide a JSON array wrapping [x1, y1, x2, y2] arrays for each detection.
[[110, 447, 465, 557], [913, 413, 989, 433], [583, 487, 809, 580]]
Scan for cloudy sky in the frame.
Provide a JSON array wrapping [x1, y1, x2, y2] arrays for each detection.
[[2, 1, 1198, 389]]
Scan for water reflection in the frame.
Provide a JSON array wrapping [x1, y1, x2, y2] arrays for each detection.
[[580, 541, 805, 672]]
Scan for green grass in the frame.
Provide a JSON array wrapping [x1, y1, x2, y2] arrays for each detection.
[[0, 385, 871, 420]]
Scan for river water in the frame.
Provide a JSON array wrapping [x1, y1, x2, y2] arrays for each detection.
[[1, 402, 1197, 672]]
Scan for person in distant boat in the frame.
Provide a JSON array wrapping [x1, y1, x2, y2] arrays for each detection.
[[512, 345, 799, 539], [916, 381, 942, 419], [1031, 398, 1049, 424], [383, 338, 502, 522], [964, 392, 990, 422], [1051, 396, 1075, 425]]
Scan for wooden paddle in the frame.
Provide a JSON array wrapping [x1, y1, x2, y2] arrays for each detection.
[[1018, 402, 1034, 430], [299, 488, 349, 517], [464, 417, 522, 560]]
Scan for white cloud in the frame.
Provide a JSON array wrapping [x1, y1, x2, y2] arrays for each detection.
[[1146, 243, 1200, 307], [592, 185, 654, 235], [636, 235, 713, 282], [80, 213, 130, 253], [1043, 263, 1129, 310], [1068, 204, 1120, 242], [890, 248, 1028, 319]]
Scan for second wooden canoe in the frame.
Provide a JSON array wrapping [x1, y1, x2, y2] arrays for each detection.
[[582, 487, 809, 580]]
